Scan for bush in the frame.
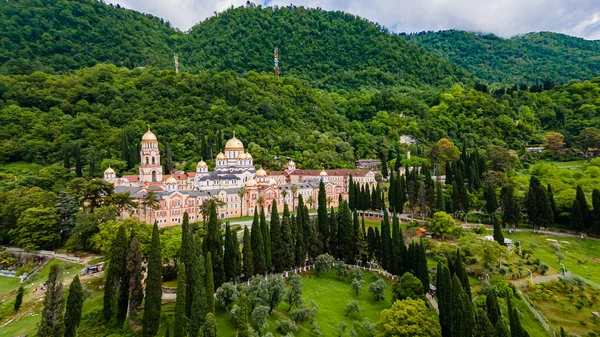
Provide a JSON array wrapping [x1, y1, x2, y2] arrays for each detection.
[[368, 278, 386, 301], [162, 264, 177, 282], [345, 300, 361, 316], [539, 263, 549, 275], [229, 304, 241, 326], [311, 321, 322, 336], [529, 242, 538, 250], [277, 319, 298, 334], [314, 254, 334, 277], [15, 262, 37, 276], [216, 282, 238, 309]]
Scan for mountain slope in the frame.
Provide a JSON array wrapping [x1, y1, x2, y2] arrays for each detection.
[[0, 0, 180, 74], [407, 30, 600, 84], [180, 4, 472, 88]]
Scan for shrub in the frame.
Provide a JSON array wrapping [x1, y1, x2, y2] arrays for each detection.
[[529, 242, 538, 250], [368, 278, 386, 301], [311, 321, 322, 336], [216, 282, 238, 309], [345, 300, 361, 316], [539, 263, 549, 275], [277, 319, 298, 334]]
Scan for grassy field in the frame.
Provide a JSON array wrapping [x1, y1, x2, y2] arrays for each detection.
[[505, 232, 600, 283], [0, 275, 21, 297]]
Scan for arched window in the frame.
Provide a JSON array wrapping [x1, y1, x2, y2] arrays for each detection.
[[145, 157, 149, 165], [152, 171, 157, 182], [152, 157, 155, 164]]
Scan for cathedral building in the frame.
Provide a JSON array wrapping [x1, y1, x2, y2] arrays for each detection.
[[104, 129, 376, 227]]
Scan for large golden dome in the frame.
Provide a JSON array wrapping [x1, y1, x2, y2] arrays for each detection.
[[142, 129, 157, 142], [216, 152, 226, 160], [245, 179, 258, 187], [237, 152, 247, 160], [165, 176, 177, 184], [104, 166, 115, 175], [197, 160, 208, 168], [225, 137, 244, 151]]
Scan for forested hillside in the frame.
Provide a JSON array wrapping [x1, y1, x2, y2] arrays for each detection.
[[0, 0, 179, 74], [1, 64, 600, 178], [408, 30, 600, 84]]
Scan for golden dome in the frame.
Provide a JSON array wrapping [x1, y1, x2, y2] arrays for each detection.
[[256, 168, 267, 177], [245, 179, 258, 187], [319, 170, 328, 176], [142, 129, 157, 142], [237, 152, 247, 160], [245, 151, 253, 159], [165, 176, 177, 184], [216, 152, 226, 160], [288, 160, 295, 166], [197, 160, 207, 168], [225, 137, 244, 151], [104, 166, 115, 175]]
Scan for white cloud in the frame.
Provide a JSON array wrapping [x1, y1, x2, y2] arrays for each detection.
[[114, 0, 600, 39]]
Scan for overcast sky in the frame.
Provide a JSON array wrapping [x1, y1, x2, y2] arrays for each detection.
[[115, 0, 600, 40]]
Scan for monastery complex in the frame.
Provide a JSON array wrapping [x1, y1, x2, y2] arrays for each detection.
[[104, 129, 376, 226]]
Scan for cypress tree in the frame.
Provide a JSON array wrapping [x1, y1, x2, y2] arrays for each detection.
[[501, 185, 519, 228], [593, 189, 600, 233], [367, 226, 376, 262], [181, 212, 197, 318], [205, 202, 224, 288], [374, 227, 382, 264], [317, 180, 329, 252], [356, 218, 368, 265], [173, 263, 187, 337], [298, 194, 311, 257], [231, 229, 241, 280], [143, 222, 162, 337], [389, 172, 396, 212], [224, 224, 236, 282], [337, 201, 354, 263], [486, 289, 500, 326], [64, 275, 85, 337], [352, 210, 359, 257], [485, 186, 498, 215], [454, 249, 472, 300], [250, 208, 266, 275], [493, 216, 505, 246], [260, 206, 272, 271], [436, 263, 453, 337], [189, 255, 207, 337], [560, 327, 566, 337], [294, 208, 306, 267], [548, 184, 557, 220], [571, 199, 584, 232], [475, 308, 495, 337], [329, 207, 338, 257], [397, 174, 406, 214], [365, 185, 372, 210], [242, 227, 253, 277], [37, 264, 65, 337], [495, 320, 511, 337], [416, 241, 429, 294], [270, 201, 284, 272], [391, 211, 406, 275], [280, 203, 295, 269], [576, 185, 590, 227], [205, 253, 215, 314], [127, 236, 144, 320], [450, 274, 474, 337], [536, 184, 553, 229], [203, 313, 217, 337], [436, 182, 445, 212], [349, 175, 356, 211], [14, 285, 24, 312], [380, 208, 392, 271], [237, 294, 250, 337], [104, 225, 128, 321]]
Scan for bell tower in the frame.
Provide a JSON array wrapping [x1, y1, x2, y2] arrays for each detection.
[[139, 127, 163, 183]]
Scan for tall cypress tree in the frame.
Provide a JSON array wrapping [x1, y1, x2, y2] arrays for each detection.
[[189, 255, 207, 337], [173, 263, 187, 337], [576, 185, 590, 227], [242, 227, 253, 277], [493, 216, 505, 246], [485, 186, 498, 216], [416, 241, 429, 294], [329, 208, 338, 257], [270, 201, 284, 272], [317, 180, 329, 252], [436, 182, 445, 212], [127, 236, 144, 321], [281, 203, 295, 269], [298, 194, 310, 257], [397, 174, 406, 214], [237, 294, 250, 337], [223, 224, 236, 282], [592, 189, 600, 233], [64, 275, 85, 337], [205, 253, 215, 314], [104, 225, 128, 321], [349, 175, 356, 211], [436, 262, 453, 337], [380, 208, 392, 271], [367, 226, 376, 262], [486, 289, 500, 326], [454, 249, 472, 300], [181, 212, 197, 319], [391, 211, 405, 275], [260, 206, 272, 271], [450, 274, 474, 337], [501, 185, 519, 228], [231, 230, 241, 280], [37, 265, 65, 337], [337, 201, 354, 263], [536, 184, 553, 229], [571, 199, 584, 232], [250, 208, 266, 275], [389, 172, 396, 212], [548, 184, 557, 220], [294, 208, 306, 267], [205, 202, 224, 288], [374, 227, 382, 263], [143, 222, 162, 337]]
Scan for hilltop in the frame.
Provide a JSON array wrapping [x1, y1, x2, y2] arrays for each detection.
[[407, 30, 600, 84]]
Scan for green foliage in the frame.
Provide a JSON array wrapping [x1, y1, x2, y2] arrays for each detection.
[[14, 285, 24, 312], [37, 264, 65, 337], [64, 275, 85, 337], [215, 282, 238, 310], [393, 272, 425, 303], [369, 278, 387, 301], [314, 253, 335, 277], [142, 222, 162, 337], [374, 298, 441, 337], [409, 30, 600, 84], [429, 212, 456, 239], [344, 300, 361, 316], [202, 313, 217, 337], [173, 263, 187, 337]]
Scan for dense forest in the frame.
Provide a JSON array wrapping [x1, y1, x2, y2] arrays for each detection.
[[408, 30, 600, 84]]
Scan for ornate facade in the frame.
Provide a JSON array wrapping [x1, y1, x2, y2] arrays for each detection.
[[104, 129, 376, 227]]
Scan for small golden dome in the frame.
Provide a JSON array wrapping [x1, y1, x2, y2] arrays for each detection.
[[216, 152, 226, 160], [256, 168, 267, 177], [197, 160, 207, 168], [245, 179, 258, 187], [319, 170, 328, 176], [142, 130, 157, 142], [246, 151, 253, 159], [288, 160, 295, 166], [104, 166, 115, 175], [225, 137, 244, 151], [165, 176, 177, 184], [237, 152, 247, 160]]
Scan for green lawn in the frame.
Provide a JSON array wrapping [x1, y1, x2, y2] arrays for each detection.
[[0, 275, 21, 297], [87, 257, 104, 265], [505, 232, 600, 283]]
